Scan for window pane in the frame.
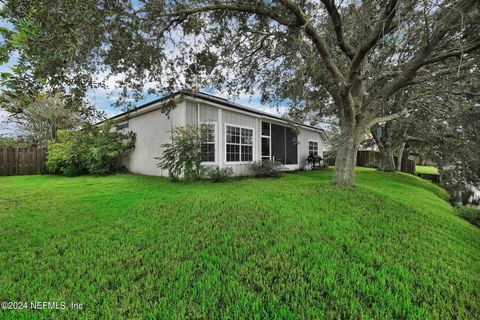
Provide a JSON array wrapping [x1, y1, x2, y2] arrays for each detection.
[[241, 128, 253, 145], [226, 144, 240, 162], [227, 125, 254, 162], [309, 141, 318, 156], [227, 126, 240, 144], [261, 137, 270, 156], [201, 124, 215, 162], [207, 127, 214, 143], [241, 145, 253, 161], [261, 122, 270, 136]]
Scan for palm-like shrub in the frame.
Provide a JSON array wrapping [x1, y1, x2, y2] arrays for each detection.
[[157, 125, 209, 182]]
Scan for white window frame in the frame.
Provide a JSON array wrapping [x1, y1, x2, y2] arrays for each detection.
[[308, 140, 319, 156], [261, 121, 271, 161], [224, 123, 255, 164], [200, 121, 218, 164]]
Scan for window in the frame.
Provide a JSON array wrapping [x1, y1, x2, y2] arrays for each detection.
[[309, 141, 319, 156], [262, 121, 270, 136], [116, 123, 129, 130], [201, 123, 216, 162], [261, 121, 270, 161], [261, 138, 270, 160], [226, 125, 253, 162]]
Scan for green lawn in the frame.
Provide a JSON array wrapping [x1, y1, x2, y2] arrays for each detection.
[[415, 165, 439, 175], [0, 168, 479, 319]]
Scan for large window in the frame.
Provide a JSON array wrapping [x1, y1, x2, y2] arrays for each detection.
[[226, 125, 253, 162], [201, 123, 216, 162], [309, 141, 319, 156]]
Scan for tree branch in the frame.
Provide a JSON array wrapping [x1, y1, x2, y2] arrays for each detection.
[[321, 0, 355, 59], [406, 136, 426, 142], [381, 0, 478, 99], [161, 0, 346, 85], [277, 0, 345, 85], [418, 39, 480, 67], [158, 3, 301, 28], [369, 108, 407, 127], [347, 0, 399, 83]]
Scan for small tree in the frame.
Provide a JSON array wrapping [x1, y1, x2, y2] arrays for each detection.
[[157, 125, 209, 182], [46, 123, 135, 175], [8, 93, 83, 146]]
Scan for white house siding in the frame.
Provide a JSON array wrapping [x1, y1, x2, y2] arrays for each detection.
[[184, 101, 260, 176], [297, 128, 325, 168], [221, 109, 260, 176], [118, 97, 325, 177], [122, 101, 186, 176], [185, 102, 218, 124]]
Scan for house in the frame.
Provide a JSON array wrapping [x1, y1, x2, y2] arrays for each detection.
[[110, 90, 328, 177]]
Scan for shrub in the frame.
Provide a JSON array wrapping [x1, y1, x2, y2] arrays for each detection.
[[156, 125, 209, 182], [250, 160, 284, 178], [457, 205, 480, 228], [46, 123, 135, 176], [207, 167, 234, 183]]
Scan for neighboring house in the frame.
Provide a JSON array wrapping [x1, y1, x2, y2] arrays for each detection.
[[110, 90, 328, 177]]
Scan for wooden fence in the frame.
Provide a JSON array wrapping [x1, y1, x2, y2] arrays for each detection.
[[327, 150, 415, 174], [0, 147, 47, 176]]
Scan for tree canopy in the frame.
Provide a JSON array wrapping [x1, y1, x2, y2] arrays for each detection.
[[1, 0, 479, 184]]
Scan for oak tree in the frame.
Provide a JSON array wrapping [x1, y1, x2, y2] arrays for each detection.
[[1, 0, 479, 184]]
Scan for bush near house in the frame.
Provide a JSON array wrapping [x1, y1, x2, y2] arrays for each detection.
[[250, 160, 284, 178], [206, 166, 234, 183], [157, 124, 211, 182], [46, 123, 135, 175]]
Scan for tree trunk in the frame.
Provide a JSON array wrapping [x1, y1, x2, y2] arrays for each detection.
[[396, 142, 406, 171], [333, 127, 361, 185], [378, 143, 396, 171], [371, 124, 396, 172]]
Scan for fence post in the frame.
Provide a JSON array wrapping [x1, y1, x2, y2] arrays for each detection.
[[15, 147, 18, 175], [32, 148, 40, 174], [1, 148, 5, 176]]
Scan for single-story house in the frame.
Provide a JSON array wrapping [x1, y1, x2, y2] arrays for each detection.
[[110, 90, 327, 176]]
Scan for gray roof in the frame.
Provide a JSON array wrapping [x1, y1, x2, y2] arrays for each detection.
[[109, 90, 327, 135]]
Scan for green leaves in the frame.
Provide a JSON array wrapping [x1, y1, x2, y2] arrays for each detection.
[[8, 19, 37, 49], [157, 124, 208, 182], [46, 122, 136, 175], [0, 72, 12, 80]]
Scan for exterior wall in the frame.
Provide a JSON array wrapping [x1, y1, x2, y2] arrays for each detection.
[[185, 101, 259, 176], [297, 127, 325, 168], [221, 109, 259, 176], [185, 102, 218, 124], [119, 101, 186, 177], [119, 97, 325, 177]]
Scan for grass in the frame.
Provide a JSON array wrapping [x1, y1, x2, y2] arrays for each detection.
[[415, 165, 439, 175], [0, 168, 479, 319]]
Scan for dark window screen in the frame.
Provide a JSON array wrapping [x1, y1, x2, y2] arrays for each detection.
[[261, 137, 270, 157], [285, 127, 298, 164], [261, 122, 270, 136], [271, 124, 285, 164]]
